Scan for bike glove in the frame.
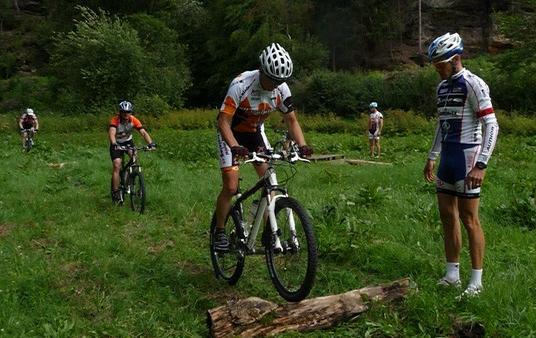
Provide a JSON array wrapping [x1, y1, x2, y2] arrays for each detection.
[[298, 145, 313, 158], [231, 145, 249, 159], [147, 142, 157, 149]]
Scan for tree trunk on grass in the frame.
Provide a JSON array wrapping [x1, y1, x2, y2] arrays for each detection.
[[207, 277, 412, 338]]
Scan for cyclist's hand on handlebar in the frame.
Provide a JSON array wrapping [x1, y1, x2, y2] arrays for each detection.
[[112, 142, 122, 151], [298, 145, 313, 158], [231, 145, 249, 160], [147, 142, 157, 150]]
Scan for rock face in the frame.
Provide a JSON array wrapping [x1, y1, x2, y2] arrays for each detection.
[[413, 0, 511, 57]]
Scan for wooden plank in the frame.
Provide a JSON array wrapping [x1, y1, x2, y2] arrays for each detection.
[[309, 154, 345, 162], [345, 159, 392, 166]]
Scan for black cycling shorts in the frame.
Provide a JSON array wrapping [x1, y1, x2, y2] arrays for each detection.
[[109, 140, 135, 161]]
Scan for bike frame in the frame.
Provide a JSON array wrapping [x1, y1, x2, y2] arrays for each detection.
[[233, 152, 305, 254]]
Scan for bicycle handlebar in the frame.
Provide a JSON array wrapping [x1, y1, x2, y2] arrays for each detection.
[[116, 145, 155, 152], [244, 150, 310, 164]]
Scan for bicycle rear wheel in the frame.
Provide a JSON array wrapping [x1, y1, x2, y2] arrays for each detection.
[[210, 210, 245, 285], [266, 197, 317, 302], [129, 170, 145, 213]]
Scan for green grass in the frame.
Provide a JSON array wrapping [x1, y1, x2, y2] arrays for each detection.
[[1, 117, 536, 337]]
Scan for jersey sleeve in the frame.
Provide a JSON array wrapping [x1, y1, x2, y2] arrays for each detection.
[[131, 116, 143, 129], [467, 76, 493, 117], [219, 78, 242, 116], [277, 83, 294, 114], [109, 116, 119, 128]]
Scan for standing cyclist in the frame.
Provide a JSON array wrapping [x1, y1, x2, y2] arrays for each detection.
[[423, 33, 499, 298], [213, 43, 312, 251], [19, 108, 39, 148], [109, 101, 156, 204], [367, 102, 383, 158]]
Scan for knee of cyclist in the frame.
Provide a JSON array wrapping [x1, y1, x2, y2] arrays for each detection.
[[221, 185, 238, 197]]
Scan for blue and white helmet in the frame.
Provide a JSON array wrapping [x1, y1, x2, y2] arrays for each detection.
[[427, 33, 463, 63], [259, 43, 293, 81], [369, 102, 378, 109], [119, 100, 133, 112], [25, 108, 35, 116]]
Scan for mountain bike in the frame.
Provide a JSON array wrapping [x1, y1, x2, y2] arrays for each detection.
[[112, 145, 151, 213], [22, 128, 35, 152], [210, 137, 317, 302]]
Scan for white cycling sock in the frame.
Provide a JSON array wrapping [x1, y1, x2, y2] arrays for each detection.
[[469, 269, 483, 287], [445, 262, 460, 281]]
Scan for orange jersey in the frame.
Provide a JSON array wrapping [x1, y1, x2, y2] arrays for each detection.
[[220, 70, 294, 133], [109, 114, 143, 143]]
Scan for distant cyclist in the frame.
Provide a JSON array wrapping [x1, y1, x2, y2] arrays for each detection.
[[367, 102, 383, 158], [423, 33, 499, 298], [213, 43, 312, 251], [109, 101, 156, 203], [19, 108, 39, 148]]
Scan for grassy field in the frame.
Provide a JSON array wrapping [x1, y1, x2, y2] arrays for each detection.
[[1, 113, 536, 337]]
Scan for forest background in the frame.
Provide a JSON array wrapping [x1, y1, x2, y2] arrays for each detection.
[[1, 0, 536, 117]]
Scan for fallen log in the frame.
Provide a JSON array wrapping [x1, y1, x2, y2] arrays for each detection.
[[207, 277, 412, 337]]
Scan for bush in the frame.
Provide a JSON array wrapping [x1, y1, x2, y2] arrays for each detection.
[[50, 7, 190, 113], [0, 76, 56, 112], [134, 95, 171, 116]]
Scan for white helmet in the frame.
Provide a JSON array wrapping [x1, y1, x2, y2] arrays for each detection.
[[369, 102, 378, 109], [119, 100, 133, 112], [25, 108, 35, 117], [427, 32, 463, 63], [259, 43, 293, 81]]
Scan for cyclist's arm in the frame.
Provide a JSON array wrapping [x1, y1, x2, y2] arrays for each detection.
[[379, 117, 384, 134], [34, 119, 39, 130], [427, 121, 442, 161], [476, 113, 499, 165], [139, 128, 153, 145], [217, 112, 240, 147], [18, 117, 24, 130], [108, 126, 118, 144], [283, 111, 306, 146]]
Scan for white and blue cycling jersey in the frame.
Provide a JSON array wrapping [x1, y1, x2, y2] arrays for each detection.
[[428, 68, 499, 198]]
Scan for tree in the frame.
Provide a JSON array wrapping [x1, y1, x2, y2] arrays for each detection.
[[50, 6, 190, 112]]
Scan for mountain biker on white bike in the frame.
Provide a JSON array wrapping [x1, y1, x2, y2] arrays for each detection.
[[214, 43, 313, 251], [109, 101, 156, 203], [19, 108, 39, 148]]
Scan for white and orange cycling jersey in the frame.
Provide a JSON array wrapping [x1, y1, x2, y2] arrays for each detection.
[[220, 70, 294, 133], [428, 68, 498, 165], [109, 114, 143, 143]]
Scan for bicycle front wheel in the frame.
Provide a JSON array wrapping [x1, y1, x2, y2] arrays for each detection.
[[129, 171, 146, 213], [266, 197, 317, 302], [209, 211, 245, 285], [24, 137, 32, 152]]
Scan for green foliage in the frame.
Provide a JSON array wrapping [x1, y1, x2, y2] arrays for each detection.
[[0, 76, 56, 112], [294, 67, 437, 117], [50, 7, 190, 113]]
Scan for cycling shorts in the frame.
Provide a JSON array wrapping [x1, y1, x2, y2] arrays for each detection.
[[217, 125, 271, 169], [110, 140, 135, 161], [368, 130, 380, 140], [436, 143, 481, 198]]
